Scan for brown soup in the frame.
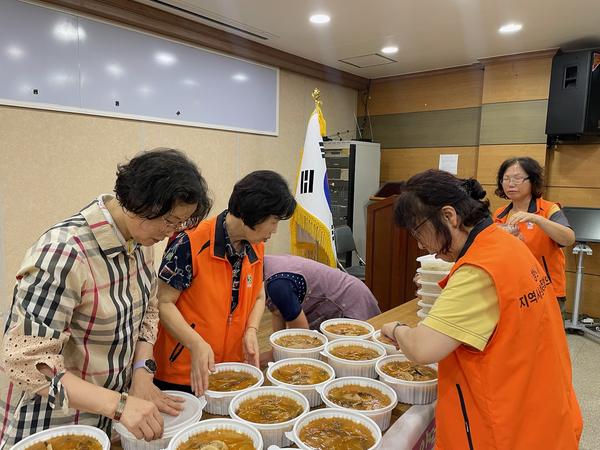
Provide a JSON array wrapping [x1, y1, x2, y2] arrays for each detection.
[[327, 384, 391, 410], [274, 334, 323, 349], [208, 370, 258, 392], [375, 333, 396, 346], [325, 323, 369, 336], [272, 363, 330, 385], [176, 429, 255, 450], [381, 361, 438, 381], [330, 345, 381, 361], [236, 394, 304, 424], [25, 435, 102, 450], [299, 417, 375, 450]]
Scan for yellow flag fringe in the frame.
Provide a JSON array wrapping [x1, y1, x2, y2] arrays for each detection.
[[290, 203, 337, 267]]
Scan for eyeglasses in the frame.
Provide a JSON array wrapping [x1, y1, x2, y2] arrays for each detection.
[[162, 216, 194, 232], [410, 216, 431, 240], [501, 176, 529, 185]]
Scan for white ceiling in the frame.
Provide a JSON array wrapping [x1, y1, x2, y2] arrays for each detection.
[[138, 0, 600, 79]]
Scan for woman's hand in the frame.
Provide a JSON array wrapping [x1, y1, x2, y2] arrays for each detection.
[[189, 340, 215, 396], [243, 328, 260, 367], [507, 211, 538, 226], [381, 322, 400, 347], [119, 395, 164, 441], [129, 371, 184, 416]]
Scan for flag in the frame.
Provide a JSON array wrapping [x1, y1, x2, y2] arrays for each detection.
[[290, 90, 337, 267]]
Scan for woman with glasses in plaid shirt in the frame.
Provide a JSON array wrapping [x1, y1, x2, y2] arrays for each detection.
[[493, 157, 575, 313], [0, 148, 211, 447]]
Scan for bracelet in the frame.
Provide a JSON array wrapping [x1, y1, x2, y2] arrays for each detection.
[[113, 392, 128, 422], [246, 326, 259, 333], [393, 321, 407, 334]]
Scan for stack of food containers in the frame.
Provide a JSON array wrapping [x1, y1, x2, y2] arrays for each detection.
[[415, 254, 454, 320]]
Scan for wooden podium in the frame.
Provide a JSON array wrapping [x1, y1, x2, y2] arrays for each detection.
[[365, 196, 425, 312]]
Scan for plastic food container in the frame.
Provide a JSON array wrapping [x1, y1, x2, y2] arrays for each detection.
[[266, 357, 335, 407], [114, 391, 205, 450], [282, 408, 382, 450], [416, 267, 449, 283], [229, 386, 310, 448], [371, 329, 402, 355], [269, 328, 328, 361], [320, 318, 375, 341], [416, 254, 454, 271], [12, 425, 110, 450], [317, 376, 398, 431], [375, 355, 438, 405], [416, 308, 429, 320], [204, 362, 264, 415], [417, 300, 433, 312], [167, 418, 263, 450], [322, 338, 386, 379], [417, 280, 443, 295], [416, 289, 439, 306]]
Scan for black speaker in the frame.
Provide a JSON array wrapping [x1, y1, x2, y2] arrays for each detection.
[[546, 50, 600, 137]]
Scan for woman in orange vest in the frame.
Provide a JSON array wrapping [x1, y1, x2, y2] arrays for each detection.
[[382, 169, 582, 449], [492, 157, 575, 313], [152, 171, 296, 396]]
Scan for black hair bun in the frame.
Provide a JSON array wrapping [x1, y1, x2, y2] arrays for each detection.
[[462, 178, 486, 201]]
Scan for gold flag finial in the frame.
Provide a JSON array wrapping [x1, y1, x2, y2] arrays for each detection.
[[312, 88, 322, 107]]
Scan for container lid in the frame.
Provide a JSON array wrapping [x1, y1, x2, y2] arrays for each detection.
[[416, 267, 450, 276], [114, 390, 204, 440], [416, 289, 439, 299], [417, 300, 434, 309]]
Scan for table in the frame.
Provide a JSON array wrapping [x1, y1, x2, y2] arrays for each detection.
[[112, 299, 434, 449]]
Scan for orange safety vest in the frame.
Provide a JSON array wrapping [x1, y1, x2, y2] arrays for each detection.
[[494, 197, 567, 297], [435, 219, 582, 450], [153, 211, 264, 386]]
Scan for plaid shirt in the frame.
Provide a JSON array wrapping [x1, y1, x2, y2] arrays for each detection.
[[0, 196, 158, 447]]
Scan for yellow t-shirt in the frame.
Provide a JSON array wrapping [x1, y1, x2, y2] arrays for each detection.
[[422, 265, 499, 351]]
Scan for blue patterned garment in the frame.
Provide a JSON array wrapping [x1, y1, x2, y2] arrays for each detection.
[[265, 272, 307, 321]]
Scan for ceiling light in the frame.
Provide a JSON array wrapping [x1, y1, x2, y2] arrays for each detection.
[[498, 23, 522, 34], [232, 73, 248, 82], [106, 63, 124, 77], [53, 21, 85, 42], [309, 14, 330, 24], [381, 46, 399, 54], [6, 45, 24, 59], [138, 85, 153, 96], [155, 52, 177, 66], [182, 78, 197, 86]]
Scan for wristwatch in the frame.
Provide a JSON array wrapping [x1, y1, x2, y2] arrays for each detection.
[[133, 358, 157, 375]]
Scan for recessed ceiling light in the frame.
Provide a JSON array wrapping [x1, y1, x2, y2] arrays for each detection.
[[106, 63, 124, 77], [381, 46, 399, 54], [498, 23, 522, 34], [155, 52, 177, 66], [6, 45, 24, 59], [309, 14, 330, 24], [232, 73, 248, 82]]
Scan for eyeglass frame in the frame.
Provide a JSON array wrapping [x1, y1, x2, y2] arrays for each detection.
[[501, 176, 530, 185], [162, 215, 194, 232], [409, 214, 435, 240]]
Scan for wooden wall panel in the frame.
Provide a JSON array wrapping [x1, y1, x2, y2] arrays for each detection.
[[476, 144, 547, 184], [480, 185, 506, 213], [367, 108, 481, 149], [546, 144, 600, 188], [565, 243, 600, 275], [565, 272, 600, 318], [545, 187, 600, 208], [366, 67, 484, 115], [481, 57, 553, 104], [479, 100, 548, 145], [380, 147, 478, 182]]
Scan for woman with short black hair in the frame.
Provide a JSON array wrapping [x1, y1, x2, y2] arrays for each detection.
[[382, 169, 581, 449], [493, 156, 574, 312]]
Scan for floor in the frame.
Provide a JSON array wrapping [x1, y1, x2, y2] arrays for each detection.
[[568, 334, 600, 450], [258, 312, 600, 449]]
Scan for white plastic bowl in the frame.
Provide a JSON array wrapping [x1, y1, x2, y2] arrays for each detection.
[[12, 425, 110, 450], [322, 338, 386, 379], [375, 355, 438, 405], [371, 329, 402, 355], [416, 267, 450, 283], [416, 289, 439, 306], [320, 318, 375, 341], [269, 328, 328, 361], [204, 362, 264, 415], [114, 391, 205, 450], [266, 357, 335, 407], [417, 280, 443, 295], [416, 308, 429, 319], [417, 300, 433, 311], [284, 408, 382, 450], [317, 376, 398, 431], [416, 254, 454, 271], [229, 386, 310, 448], [167, 418, 263, 450]]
